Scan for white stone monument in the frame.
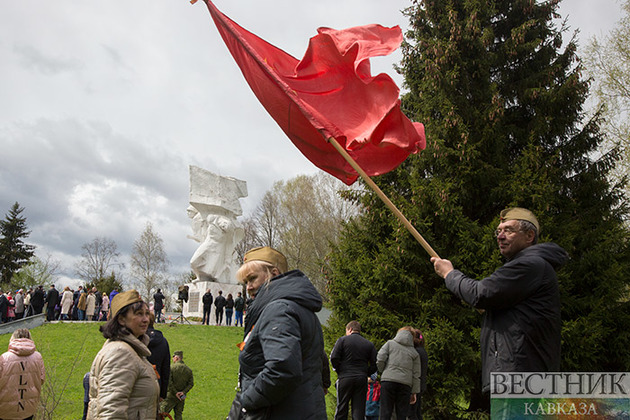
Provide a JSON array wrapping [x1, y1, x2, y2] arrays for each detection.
[[183, 166, 247, 319]]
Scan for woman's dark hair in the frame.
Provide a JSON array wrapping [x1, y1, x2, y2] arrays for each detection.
[[99, 301, 147, 339], [413, 328, 425, 347]]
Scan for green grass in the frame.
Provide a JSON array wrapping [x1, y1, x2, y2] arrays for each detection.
[[0, 322, 339, 419]]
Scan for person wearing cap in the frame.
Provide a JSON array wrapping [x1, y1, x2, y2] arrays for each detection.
[[87, 290, 159, 419], [160, 351, 194, 420], [431, 207, 568, 399], [233, 246, 327, 419]]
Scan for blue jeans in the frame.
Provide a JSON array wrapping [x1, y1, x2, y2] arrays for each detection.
[[235, 310, 243, 326], [225, 308, 233, 326]]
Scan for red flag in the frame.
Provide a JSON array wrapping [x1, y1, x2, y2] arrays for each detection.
[[203, 1, 425, 185]]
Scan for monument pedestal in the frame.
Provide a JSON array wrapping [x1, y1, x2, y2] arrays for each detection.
[[182, 280, 243, 320]]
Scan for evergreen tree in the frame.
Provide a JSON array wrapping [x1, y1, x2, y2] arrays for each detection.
[[0, 202, 36, 285], [327, 0, 630, 417], [85, 272, 125, 298]]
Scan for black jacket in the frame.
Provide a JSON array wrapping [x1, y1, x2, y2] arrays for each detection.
[[0, 294, 7, 319], [94, 291, 103, 306], [147, 327, 171, 400], [202, 292, 213, 307], [45, 287, 59, 307], [225, 297, 234, 310], [445, 242, 567, 393], [415, 346, 428, 394], [234, 296, 245, 312], [30, 289, 45, 310], [240, 270, 326, 419], [153, 292, 165, 311], [330, 332, 377, 379], [214, 295, 226, 310]]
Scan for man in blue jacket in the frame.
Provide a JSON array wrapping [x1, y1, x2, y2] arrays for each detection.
[[431, 207, 567, 397]]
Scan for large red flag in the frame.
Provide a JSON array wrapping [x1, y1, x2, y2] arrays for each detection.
[[203, 1, 425, 185]]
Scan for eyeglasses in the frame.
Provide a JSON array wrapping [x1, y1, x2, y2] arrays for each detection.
[[494, 227, 522, 237]]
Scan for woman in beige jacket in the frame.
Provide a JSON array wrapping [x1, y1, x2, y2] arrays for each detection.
[[60, 286, 74, 320], [87, 290, 159, 419], [86, 292, 96, 321]]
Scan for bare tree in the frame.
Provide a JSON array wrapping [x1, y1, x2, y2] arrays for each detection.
[[235, 216, 262, 264], [11, 254, 61, 289], [75, 237, 122, 284], [242, 172, 361, 295], [584, 1, 630, 187], [130, 222, 171, 301], [255, 186, 283, 248]]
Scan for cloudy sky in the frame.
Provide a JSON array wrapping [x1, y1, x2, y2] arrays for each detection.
[[0, 0, 623, 286]]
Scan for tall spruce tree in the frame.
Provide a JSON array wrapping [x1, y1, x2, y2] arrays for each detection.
[[0, 202, 36, 286], [326, 0, 630, 417]]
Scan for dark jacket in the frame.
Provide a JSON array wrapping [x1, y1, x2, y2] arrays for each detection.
[[147, 327, 171, 400], [234, 296, 245, 312], [214, 295, 226, 310], [415, 346, 428, 394], [153, 292, 165, 311], [0, 294, 7, 320], [330, 332, 377, 379], [225, 297, 234, 310], [45, 287, 59, 307], [30, 289, 45, 311], [445, 242, 568, 393], [202, 292, 213, 307], [240, 270, 326, 419], [94, 291, 103, 306]]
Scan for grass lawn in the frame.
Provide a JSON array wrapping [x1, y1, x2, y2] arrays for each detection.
[[0, 322, 339, 419]]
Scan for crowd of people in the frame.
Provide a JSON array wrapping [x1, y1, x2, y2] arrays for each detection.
[[0, 285, 115, 324], [329, 320, 428, 420], [0, 206, 565, 420], [199, 289, 245, 326]]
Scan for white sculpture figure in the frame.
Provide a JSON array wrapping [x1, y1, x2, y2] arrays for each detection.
[[186, 205, 208, 243], [188, 166, 247, 284]]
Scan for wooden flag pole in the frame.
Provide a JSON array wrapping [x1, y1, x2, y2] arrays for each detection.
[[327, 137, 440, 258]]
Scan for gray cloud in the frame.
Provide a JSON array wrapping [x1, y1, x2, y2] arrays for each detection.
[[13, 45, 83, 75], [0, 0, 621, 287]]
